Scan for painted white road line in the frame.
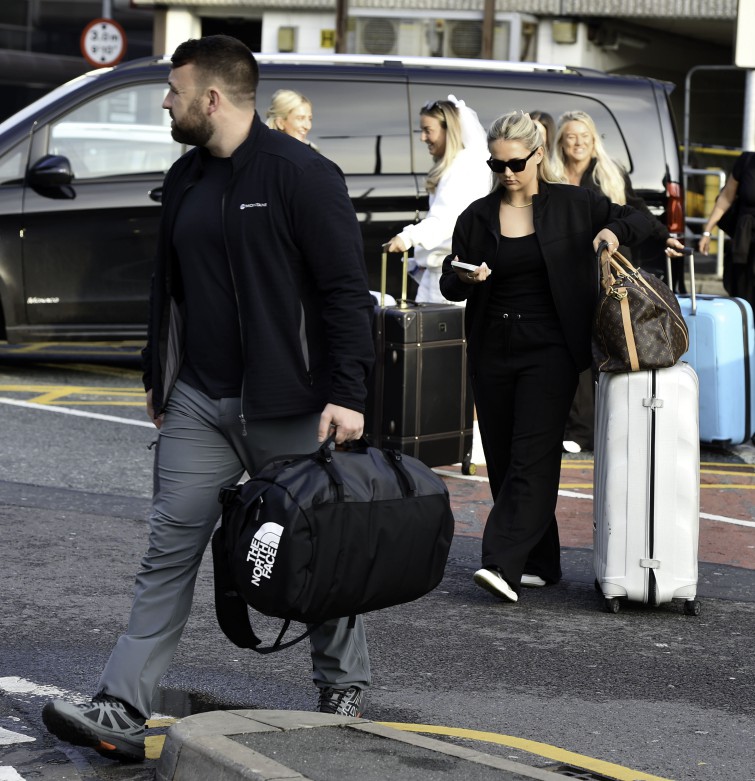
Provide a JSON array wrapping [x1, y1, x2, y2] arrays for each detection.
[[0, 677, 170, 721], [557, 489, 593, 500], [0, 727, 35, 746], [0, 676, 76, 700], [699, 512, 755, 529], [0, 397, 153, 428], [0, 767, 26, 780], [436, 473, 755, 530], [433, 468, 488, 483]]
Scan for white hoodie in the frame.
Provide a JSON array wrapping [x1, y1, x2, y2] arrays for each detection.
[[397, 95, 491, 304]]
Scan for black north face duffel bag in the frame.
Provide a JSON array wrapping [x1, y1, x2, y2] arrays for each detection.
[[212, 437, 455, 652]]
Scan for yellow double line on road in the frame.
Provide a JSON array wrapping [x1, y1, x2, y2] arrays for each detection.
[[558, 458, 755, 491], [383, 723, 675, 781], [0, 383, 143, 406], [143, 717, 674, 780]]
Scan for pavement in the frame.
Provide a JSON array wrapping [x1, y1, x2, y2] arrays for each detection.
[[155, 710, 569, 781]]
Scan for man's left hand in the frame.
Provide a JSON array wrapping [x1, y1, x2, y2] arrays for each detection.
[[318, 404, 364, 444]]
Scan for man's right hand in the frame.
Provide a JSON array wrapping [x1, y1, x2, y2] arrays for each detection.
[[146, 389, 163, 430]]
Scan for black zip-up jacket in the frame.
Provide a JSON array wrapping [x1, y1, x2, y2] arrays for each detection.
[[439, 181, 655, 373], [142, 114, 375, 421]]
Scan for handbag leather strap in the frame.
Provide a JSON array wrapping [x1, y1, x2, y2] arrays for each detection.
[[598, 247, 641, 372], [619, 290, 640, 371]]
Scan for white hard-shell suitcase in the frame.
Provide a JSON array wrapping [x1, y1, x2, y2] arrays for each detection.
[[593, 362, 701, 615]]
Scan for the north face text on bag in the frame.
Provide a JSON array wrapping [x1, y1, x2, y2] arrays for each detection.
[[247, 510, 283, 586]]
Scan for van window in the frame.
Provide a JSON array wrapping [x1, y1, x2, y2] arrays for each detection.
[[0, 138, 28, 185], [48, 83, 182, 179], [257, 80, 412, 175], [409, 85, 631, 178]]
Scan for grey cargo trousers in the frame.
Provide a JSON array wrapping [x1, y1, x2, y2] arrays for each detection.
[[98, 380, 371, 718]]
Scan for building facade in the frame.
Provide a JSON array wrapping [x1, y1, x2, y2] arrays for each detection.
[[0, 1, 746, 149]]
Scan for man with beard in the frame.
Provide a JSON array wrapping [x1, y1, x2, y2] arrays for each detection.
[[41, 35, 375, 763]]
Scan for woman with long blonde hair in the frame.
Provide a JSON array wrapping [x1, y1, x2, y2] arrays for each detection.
[[552, 110, 681, 453], [385, 96, 490, 303], [551, 110, 627, 203]]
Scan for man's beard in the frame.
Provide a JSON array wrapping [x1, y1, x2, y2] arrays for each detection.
[[170, 100, 213, 147]]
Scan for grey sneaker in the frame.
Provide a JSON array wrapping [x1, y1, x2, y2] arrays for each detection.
[[42, 693, 146, 762], [473, 567, 518, 602], [317, 686, 364, 717]]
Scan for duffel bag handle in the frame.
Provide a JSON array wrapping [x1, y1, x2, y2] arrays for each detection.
[[383, 449, 418, 497], [314, 436, 417, 499]]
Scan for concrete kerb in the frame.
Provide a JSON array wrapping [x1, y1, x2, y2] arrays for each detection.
[[156, 710, 568, 781]]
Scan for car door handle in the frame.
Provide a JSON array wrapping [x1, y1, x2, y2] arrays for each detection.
[[148, 187, 163, 203]]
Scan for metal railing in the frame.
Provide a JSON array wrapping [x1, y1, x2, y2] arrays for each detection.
[[683, 165, 726, 278]]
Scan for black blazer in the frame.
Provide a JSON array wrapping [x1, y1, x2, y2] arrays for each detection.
[[440, 181, 655, 372]]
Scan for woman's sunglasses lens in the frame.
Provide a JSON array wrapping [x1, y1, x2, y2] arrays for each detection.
[[487, 158, 526, 173]]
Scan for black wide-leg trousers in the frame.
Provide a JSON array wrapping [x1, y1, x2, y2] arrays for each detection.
[[472, 315, 580, 594]]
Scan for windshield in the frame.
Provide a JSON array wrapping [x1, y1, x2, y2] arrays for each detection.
[[0, 68, 112, 137]]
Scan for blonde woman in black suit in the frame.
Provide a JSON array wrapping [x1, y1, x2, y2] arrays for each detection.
[[440, 112, 654, 603]]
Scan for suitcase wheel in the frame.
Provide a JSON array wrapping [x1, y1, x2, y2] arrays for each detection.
[[462, 453, 476, 476], [604, 597, 621, 614], [684, 599, 702, 616]]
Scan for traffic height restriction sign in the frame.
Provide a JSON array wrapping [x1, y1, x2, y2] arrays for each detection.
[[80, 18, 126, 68]]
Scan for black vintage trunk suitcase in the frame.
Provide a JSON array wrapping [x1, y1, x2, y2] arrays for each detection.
[[364, 251, 475, 473]]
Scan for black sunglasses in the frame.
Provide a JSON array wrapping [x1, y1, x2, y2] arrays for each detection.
[[486, 148, 538, 174]]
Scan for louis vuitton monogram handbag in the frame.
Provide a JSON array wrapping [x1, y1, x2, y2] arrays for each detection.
[[592, 243, 689, 373]]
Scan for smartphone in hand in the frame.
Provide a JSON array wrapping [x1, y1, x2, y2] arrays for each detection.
[[451, 259, 479, 272]]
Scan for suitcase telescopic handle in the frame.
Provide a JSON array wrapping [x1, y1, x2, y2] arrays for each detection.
[[666, 247, 696, 316], [380, 247, 410, 309]]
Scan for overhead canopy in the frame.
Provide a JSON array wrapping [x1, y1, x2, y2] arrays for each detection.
[[128, 0, 735, 17]]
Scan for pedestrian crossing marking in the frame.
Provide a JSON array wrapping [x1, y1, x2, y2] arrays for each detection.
[[0, 767, 26, 781], [0, 727, 34, 746]]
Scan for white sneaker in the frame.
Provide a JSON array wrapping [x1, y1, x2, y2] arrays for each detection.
[[520, 574, 547, 588], [473, 568, 518, 602], [563, 440, 581, 454]]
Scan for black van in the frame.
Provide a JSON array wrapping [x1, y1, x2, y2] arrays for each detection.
[[0, 53, 683, 343]]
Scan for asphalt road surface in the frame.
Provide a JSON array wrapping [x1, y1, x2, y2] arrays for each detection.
[[0, 343, 753, 781]]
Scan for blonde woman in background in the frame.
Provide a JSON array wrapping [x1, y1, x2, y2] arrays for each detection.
[[552, 110, 682, 453], [385, 95, 490, 304], [266, 89, 317, 149], [552, 110, 630, 202]]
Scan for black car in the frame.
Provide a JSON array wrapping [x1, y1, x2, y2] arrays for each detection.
[[0, 53, 684, 343]]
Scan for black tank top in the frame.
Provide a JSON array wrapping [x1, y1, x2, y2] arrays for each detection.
[[487, 233, 558, 317]]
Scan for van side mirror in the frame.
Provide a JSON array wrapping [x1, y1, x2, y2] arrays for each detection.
[[27, 154, 75, 187]]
